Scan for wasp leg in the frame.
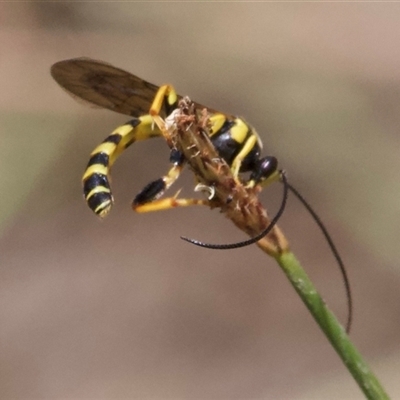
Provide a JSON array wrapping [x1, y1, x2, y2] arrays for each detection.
[[148, 85, 179, 143], [134, 196, 207, 213], [82, 115, 160, 218], [149, 84, 178, 117], [132, 149, 207, 213], [208, 116, 259, 182], [132, 148, 185, 210], [230, 134, 258, 179]]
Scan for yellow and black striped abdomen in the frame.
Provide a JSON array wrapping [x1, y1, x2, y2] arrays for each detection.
[[82, 116, 160, 217], [82, 135, 119, 218]]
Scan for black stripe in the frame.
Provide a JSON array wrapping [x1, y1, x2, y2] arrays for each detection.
[[102, 133, 122, 144], [86, 152, 109, 167], [83, 173, 110, 197], [219, 119, 236, 134], [127, 118, 140, 128], [87, 191, 112, 213]]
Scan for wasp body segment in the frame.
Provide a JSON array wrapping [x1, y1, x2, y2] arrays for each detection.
[[51, 58, 278, 217], [209, 116, 261, 175], [82, 116, 161, 217]]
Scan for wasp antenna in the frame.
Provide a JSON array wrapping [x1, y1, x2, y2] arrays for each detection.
[[180, 171, 289, 250], [287, 182, 353, 334]]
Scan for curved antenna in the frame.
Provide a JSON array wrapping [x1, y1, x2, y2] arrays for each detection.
[[180, 171, 289, 250], [287, 182, 353, 334]]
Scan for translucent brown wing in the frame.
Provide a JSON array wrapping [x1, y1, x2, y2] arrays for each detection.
[[51, 58, 222, 118]]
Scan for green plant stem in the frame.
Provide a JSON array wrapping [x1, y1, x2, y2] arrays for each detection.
[[274, 251, 390, 400], [172, 99, 389, 399]]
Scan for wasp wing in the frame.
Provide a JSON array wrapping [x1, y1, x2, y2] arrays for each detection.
[[51, 58, 168, 117], [51, 57, 228, 120]]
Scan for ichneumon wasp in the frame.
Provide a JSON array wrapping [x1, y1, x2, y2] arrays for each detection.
[[51, 58, 352, 332]]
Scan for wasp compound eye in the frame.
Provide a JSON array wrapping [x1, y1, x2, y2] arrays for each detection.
[[250, 156, 278, 184]]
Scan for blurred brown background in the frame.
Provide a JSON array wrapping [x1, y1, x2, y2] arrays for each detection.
[[1, 3, 399, 399]]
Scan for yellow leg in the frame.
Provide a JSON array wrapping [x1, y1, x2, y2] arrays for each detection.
[[134, 196, 207, 213], [207, 115, 259, 181], [132, 149, 185, 207], [147, 84, 179, 144], [230, 134, 258, 178], [149, 84, 178, 117], [132, 85, 208, 213], [82, 115, 160, 217]]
